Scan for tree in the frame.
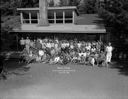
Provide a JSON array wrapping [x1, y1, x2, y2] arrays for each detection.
[[78, 0, 97, 14], [98, 0, 128, 59], [38, 0, 49, 26], [0, 0, 23, 51], [19, 0, 39, 7], [98, 0, 128, 37], [0, 0, 39, 16], [58, 0, 81, 6], [69, 0, 82, 6], [49, 0, 54, 7], [59, 0, 70, 6]]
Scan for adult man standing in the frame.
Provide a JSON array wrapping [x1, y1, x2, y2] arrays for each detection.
[[20, 37, 25, 51], [105, 42, 113, 65]]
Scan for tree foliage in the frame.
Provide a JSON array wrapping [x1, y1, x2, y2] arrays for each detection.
[[78, 0, 97, 14], [58, 0, 97, 14], [69, 0, 81, 6], [49, 0, 54, 7], [58, 0, 81, 7], [98, 0, 128, 35]]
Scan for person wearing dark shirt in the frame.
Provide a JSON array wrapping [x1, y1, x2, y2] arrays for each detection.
[[35, 39, 42, 50], [20, 37, 25, 50]]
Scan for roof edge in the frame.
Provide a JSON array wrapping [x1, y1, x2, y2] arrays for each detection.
[[17, 6, 77, 11], [17, 6, 79, 15]]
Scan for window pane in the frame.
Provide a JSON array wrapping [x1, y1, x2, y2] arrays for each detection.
[[48, 20, 54, 23], [48, 11, 54, 19], [65, 10, 72, 18], [23, 12, 29, 19], [56, 20, 63, 23], [31, 12, 37, 19], [65, 20, 72, 23], [23, 20, 30, 24], [31, 20, 38, 23], [56, 11, 63, 19]]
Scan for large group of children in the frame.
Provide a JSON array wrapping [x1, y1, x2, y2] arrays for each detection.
[[20, 37, 113, 66]]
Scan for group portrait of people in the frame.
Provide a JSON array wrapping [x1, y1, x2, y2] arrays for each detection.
[[20, 36, 113, 67]]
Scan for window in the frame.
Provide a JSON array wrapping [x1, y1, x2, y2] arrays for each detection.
[[48, 10, 73, 24], [56, 10, 63, 19], [31, 20, 38, 23], [65, 10, 72, 18], [23, 12, 29, 19], [22, 11, 38, 24], [49, 20, 54, 23], [56, 19, 63, 23], [65, 10, 73, 23], [48, 11, 54, 19], [21, 10, 74, 24], [31, 11, 38, 24], [48, 11, 54, 23], [56, 10, 63, 23], [65, 20, 72, 23], [22, 12, 30, 24]]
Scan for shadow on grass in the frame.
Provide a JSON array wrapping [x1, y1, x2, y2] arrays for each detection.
[[4, 60, 27, 70], [3, 52, 27, 70], [1, 60, 30, 80], [110, 60, 128, 76], [0, 51, 31, 80]]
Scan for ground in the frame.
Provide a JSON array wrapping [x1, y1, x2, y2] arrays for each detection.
[[0, 60, 128, 99]]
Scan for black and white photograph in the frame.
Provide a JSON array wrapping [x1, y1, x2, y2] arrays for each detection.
[[0, 0, 128, 99]]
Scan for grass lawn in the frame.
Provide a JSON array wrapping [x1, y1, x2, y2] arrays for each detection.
[[0, 60, 128, 99]]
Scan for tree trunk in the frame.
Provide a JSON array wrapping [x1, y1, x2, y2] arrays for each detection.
[[39, 0, 49, 26]]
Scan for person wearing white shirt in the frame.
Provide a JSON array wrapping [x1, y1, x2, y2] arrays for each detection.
[[79, 52, 87, 58], [41, 42, 46, 49], [46, 42, 52, 48], [54, 56, 60, 63], [105, 42, 113, 64], [65, 42, 69, 47], [86, 43, 91, 51], [91, 46, 96, 53], [77, 42, 82, 48], [70, 43, 74, 49]]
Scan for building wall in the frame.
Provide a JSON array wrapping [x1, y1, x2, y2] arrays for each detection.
[[19, 24, 106, 35]]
